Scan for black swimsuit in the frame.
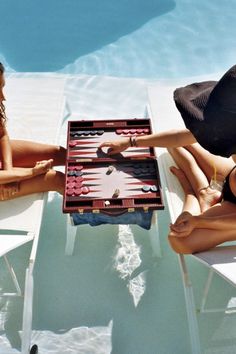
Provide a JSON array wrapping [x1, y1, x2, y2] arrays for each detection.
[[221, 165, 236, 204]]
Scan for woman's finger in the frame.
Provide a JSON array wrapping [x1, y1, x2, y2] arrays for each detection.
[[169, 230, 189, 238]]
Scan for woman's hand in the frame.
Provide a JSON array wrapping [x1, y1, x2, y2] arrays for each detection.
[[32, 159, 53, 176], [99, 138, 130, 155], [169, 211, 197, 238], [0, 182, 19, 200]]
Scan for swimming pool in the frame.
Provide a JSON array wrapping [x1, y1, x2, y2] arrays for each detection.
[[1, 0, 236, 78], [1, 1, 236, 353]]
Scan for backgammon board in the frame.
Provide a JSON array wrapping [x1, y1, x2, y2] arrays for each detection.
[[63, 119, 164, 214]]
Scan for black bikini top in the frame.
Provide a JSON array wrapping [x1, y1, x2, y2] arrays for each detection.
[[222, 165, 236, 204]]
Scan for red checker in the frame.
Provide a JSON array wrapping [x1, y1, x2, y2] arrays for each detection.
[[74, 188, 82, 196], [74, 181, 83, 188], [68, 166, 75, 171], [81, 186, 90, 194], [66, 182, 75, 189], [74, 165, 83, 171], [136, 129, 144, 134], [122, 129, 129, 134], [75, 176, 84, 183], [66, 189, 74, 196], [67, 176, 75, 182], [143, 128, 149, 133], [116, 129, 123, 135], [69, 141, 77, 148], [129, 129, 136, 134]]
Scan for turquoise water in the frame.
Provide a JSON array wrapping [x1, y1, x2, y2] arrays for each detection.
[[1, 0, 236, 77], [1, 1, 236, 353]]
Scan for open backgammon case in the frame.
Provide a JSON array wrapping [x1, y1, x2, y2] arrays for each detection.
[[63, 119, 164, 215]]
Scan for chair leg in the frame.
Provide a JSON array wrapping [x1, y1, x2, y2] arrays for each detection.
[[199, 269, 236, 313], [199, 268, 214, 313], [65, 214, 78, 256], [21, 266, 34, 354], [178, 254, 201, 354], [2, 255, 22, 297], [30, 344, 38, 354], [148, 211, 162, 257]]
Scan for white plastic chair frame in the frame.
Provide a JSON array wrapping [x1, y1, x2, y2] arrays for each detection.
[[158, 151, 236, 354], [0, 193, 47, 354]]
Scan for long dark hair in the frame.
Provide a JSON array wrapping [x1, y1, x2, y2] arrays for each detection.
[[0, 62, 6, 125]]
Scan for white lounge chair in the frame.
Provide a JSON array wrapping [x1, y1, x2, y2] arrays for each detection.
[[0, 194, 47, 354], [0, 73, 66, 354], [148, 82, 236, 354]]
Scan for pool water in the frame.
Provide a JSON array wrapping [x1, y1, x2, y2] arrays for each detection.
[[0, 0, 236, 353], [1, 0, 236, 77]]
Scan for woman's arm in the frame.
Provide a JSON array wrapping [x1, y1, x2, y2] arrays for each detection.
[[169, 211, 236, 238], [0, 159, 53, 184], [0, 124, 13, 170], [99, 128, 196, 155], [193, 213, 236, 230], [0, 167, 36, 184], [130, 129, 196, 148]]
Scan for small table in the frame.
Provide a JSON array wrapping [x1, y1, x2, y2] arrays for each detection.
[[63, 118, 164, 255]]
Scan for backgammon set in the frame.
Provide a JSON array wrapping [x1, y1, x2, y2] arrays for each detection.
[[63, 119, 164, 228]]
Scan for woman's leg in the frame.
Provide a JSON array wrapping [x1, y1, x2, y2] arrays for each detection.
[[184, 143, 234, 182], [1, 169, 65, 200], [168, 167, 236, 254], [169, 166, 200, 215], [168, 146, 209, 192], [168, 146, 221, 211], [9, 140, 66, 167]]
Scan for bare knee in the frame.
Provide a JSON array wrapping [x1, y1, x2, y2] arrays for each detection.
[[51, 145, 67, 165], [168, 234, 193, 254], [46, 169, 65, 194], [53, 170, 65, 194], [54, 145, 66, 155]]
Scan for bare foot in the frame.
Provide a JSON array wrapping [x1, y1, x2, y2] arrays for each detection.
[[170, 166, 194, 194], [198, 186, 222, 212], [32, 159, 53, 176]]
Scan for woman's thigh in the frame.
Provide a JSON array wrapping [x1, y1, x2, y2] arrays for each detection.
[[10, 139, 62, 167], [201, 200, 236, 216], [185, 143, 234, 181]]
